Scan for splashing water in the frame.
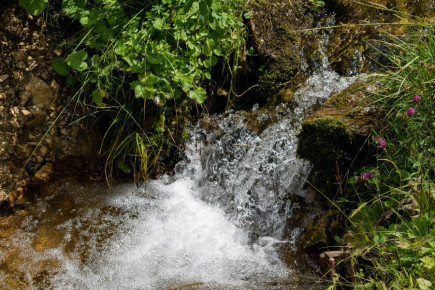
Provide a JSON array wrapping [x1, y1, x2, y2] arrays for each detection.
[[0, 48, 356, 289]]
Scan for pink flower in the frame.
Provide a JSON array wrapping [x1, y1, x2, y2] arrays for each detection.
[[363, 172, 374, 179], [407, 107, 415, 115], [375, 136, 386, 149], [357, 172, 375, 183], [412, 95, 421, 102]]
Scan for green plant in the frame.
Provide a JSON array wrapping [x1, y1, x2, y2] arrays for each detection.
[[19, 0, 49, 15], [49, 0, 246, 180], [308, 0, 325, 11], [331, 27, 434, 289]]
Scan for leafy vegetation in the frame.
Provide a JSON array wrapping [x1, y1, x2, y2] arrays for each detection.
[[19, 0, 49, 16], [329, 27, 434, 289], [21, 0, 247, 180], [18, 1, 433, 288]]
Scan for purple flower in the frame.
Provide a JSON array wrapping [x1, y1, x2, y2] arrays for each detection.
[[375, 136, 387, 149], [412, 95, 421, 102], [362, 172, 374, 179], [357, 172, 375, 184], [407, 107, 415, 115]]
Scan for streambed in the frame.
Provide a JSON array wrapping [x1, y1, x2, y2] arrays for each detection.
[[1, 54, 355, 289]]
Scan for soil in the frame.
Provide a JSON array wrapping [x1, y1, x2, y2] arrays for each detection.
[[0, 0, 102, 205]]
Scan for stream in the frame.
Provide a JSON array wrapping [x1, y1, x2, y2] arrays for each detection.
[[0, 35, 356, 289]]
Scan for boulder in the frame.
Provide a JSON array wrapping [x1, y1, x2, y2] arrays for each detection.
[[297, 82, 380, 193]]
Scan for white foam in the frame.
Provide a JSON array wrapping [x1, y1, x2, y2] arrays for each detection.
[[47, 178, 288, 289]]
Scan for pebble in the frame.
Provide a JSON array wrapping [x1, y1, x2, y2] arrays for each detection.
[[20, 91, 31, 105], [21, 109, 31, 116], [14, 51, 26, 62], [45, 138, 53, 146], [38, 145, 48, 157], [13, 71, 22, 81], [15, 145, 30, 157], [9, 119, 20, 128], [36, 155, 44, 163], [0, 74, 9, 83], [0, 93, 6, 99], [16, 61, 26, 70]]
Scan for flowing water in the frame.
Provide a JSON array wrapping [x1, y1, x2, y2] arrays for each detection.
[[0, 35, 356, 289]]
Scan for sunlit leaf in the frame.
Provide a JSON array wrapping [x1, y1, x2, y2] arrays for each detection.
[[66, 50, 88, 71], [19, 0, 48, 16]]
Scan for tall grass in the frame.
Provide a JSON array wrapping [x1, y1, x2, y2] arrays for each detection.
[[332, 27, 434, 289]]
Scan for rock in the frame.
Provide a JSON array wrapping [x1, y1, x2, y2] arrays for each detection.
[[27, 75, 55, 109], [297, 82, 379, 193], [20, 91, 31, 105], [13, 71, 22, 81], [0, 93, 6, 99], [319, 250, 351, 279], [50, 80, 60, 95], [302, 217, 328, 250], [16, 61, 26, 69], [14, 51, 26, 62], [15, 144, 30, 157], [44, 138, 53, 147], [32, 225, 65, 251], [37, 145, 48, 157], [25, 106, 47, 126], [0, 74, 9, 82], [21, 109, 31, 116], [36, 155, 44, 163], [247, 0, 314, 101], [9, 119, 20, 128], [33, 163, 53, 182]]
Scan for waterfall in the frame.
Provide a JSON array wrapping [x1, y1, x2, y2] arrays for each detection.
[[0, 33, 356, 289]]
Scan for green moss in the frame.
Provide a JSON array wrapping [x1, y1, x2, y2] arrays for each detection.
[[297, 117, 357, 191], [324, 82, 366, 109]]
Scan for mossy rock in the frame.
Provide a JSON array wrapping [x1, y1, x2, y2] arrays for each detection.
[[247, 0, 315, 97], [297, 117, 357, 183]]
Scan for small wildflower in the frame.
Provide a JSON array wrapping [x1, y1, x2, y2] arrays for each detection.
[[356, 172, 374, 184], [412, 95, 421, 102], [362, 172, 374, 179], [375, 136, 386, 149], [407, 107, 415, 115]]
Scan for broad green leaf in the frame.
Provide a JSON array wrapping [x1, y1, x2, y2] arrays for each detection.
[[91, 90, 107, 107], [420, 256, 435, 269], [52, 57, 69, 76], [416, 278, 432, 290], [145, 74, 160, 86], [198, 1, 209, 24], [153, 18, 165, 30], [19, 0, 48, 16], [189, 87, 207, 104], [183, 0, 195, 13], [66, 50, 88, 71], [148, 54, 165, 64], [62, 0, 86, 18], [132, 81, 145, 98]]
